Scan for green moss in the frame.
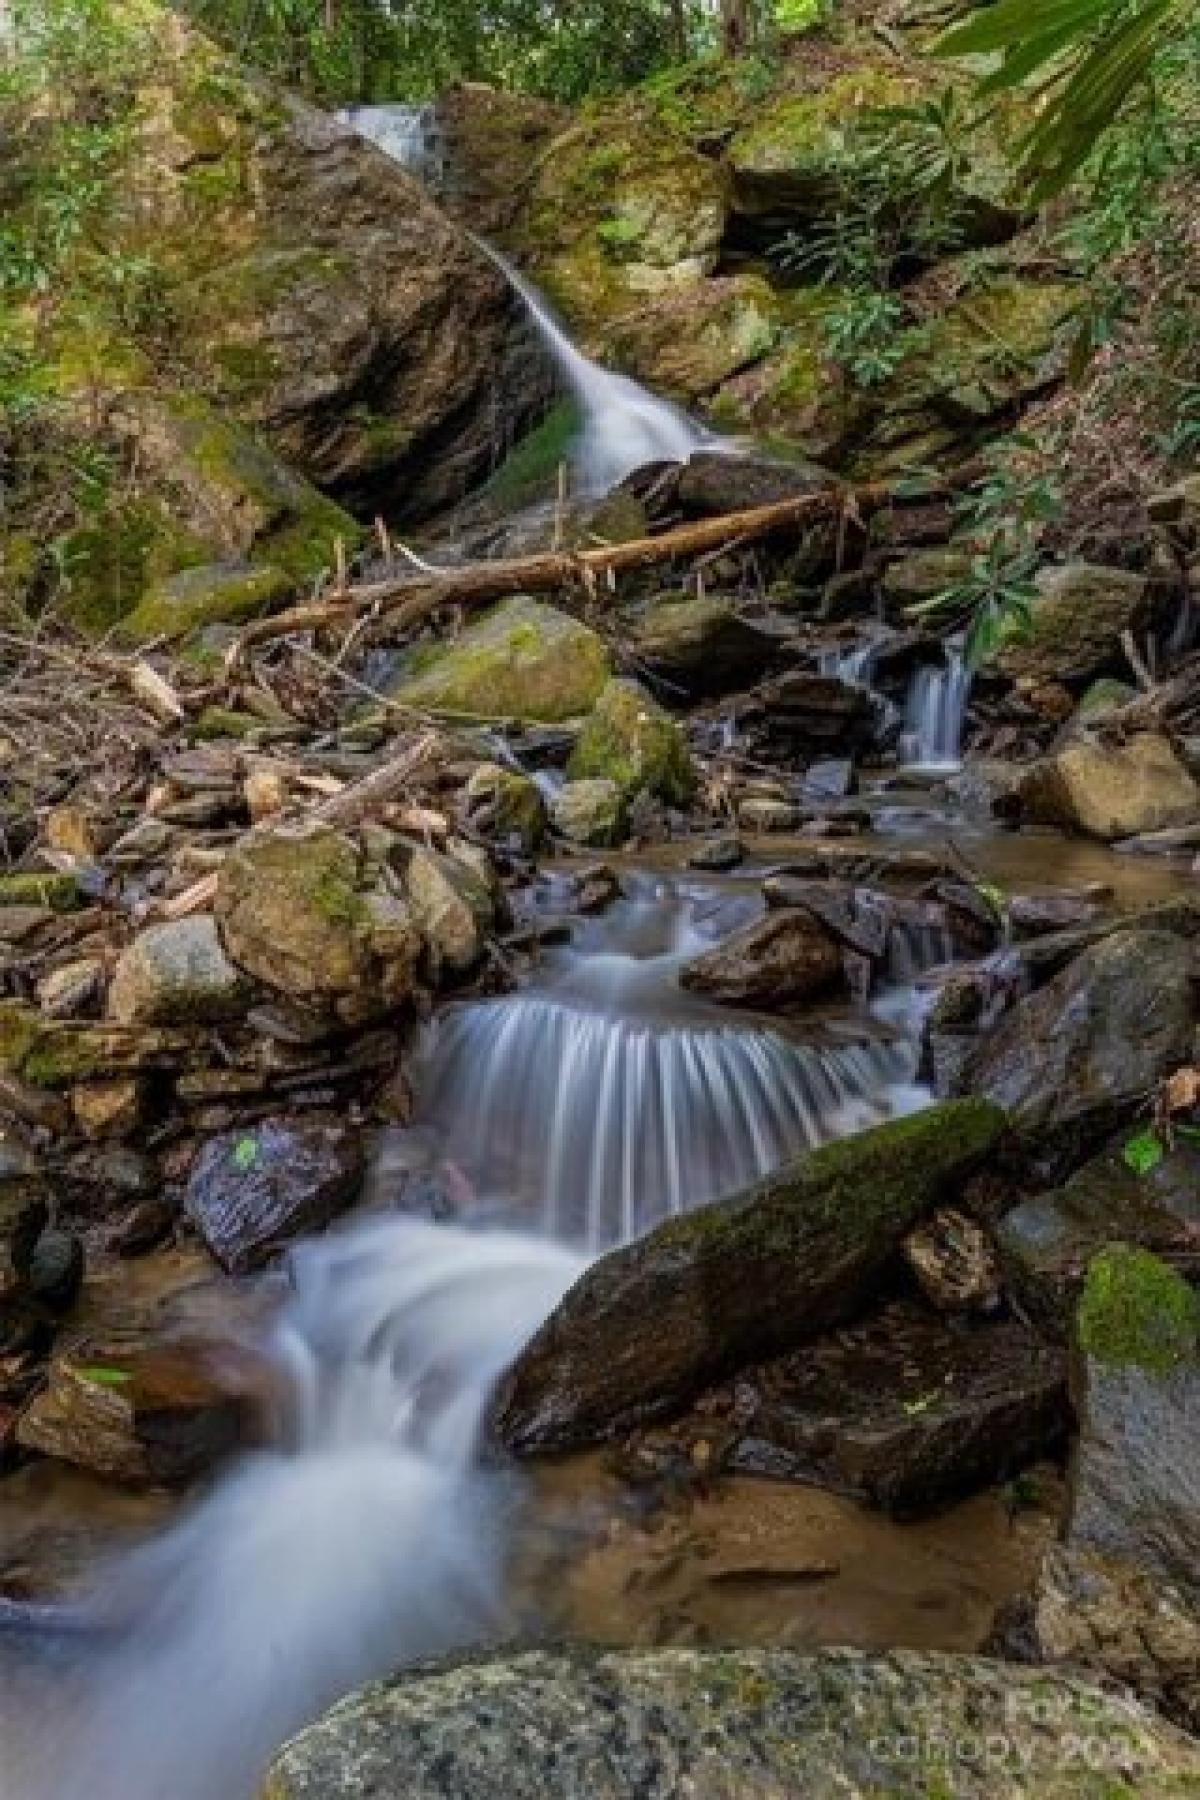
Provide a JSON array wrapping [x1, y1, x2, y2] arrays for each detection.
[[480, 401, 581, 510], [0, 872, 81, 912], [567, 678, 696, 804], [192, 705, 265, 740], [1077, 1245, 1200, 1374], [388, 596, 612, 724], [728, 66, 921, 194], [120, 561, 292, 642], [58, 502, 211, 633]]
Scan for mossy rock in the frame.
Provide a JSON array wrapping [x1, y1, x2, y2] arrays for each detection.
[[567, 678, 696, 806], [0, 1000, 188, 1089], [1077, 1245, 1200, 1376], [387, 597, 612, 724], [993, 563, 1150, 688], [0, 872, 82, 913], [120, 561, 292, 642], [526, 110, 728, 331], [709, 288, 855, 454], [57, 500, 212, 634], [605, 275, 782, 403], [550, 778, 628, 849]]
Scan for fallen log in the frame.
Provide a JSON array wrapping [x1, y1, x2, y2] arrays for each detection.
[[226, 476, 904, 669]]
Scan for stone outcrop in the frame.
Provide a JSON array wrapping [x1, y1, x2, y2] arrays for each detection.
[[262, 1645, 1200, 1798], [493, 1099, 1006, 1452], [1017, 733, 1200, 841]]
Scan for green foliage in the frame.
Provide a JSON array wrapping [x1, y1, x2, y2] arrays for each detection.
[[908, 437, 1062, 665], [937, 0, 1197, 200]]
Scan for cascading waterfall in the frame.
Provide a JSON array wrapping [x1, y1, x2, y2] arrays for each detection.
[[480, 247, 725, 493], [900, 643, 971, 771], [336, 101, 445, 183], [1, 876, 934, 1800]]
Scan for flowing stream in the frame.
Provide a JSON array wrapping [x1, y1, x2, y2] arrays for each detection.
[[1, 874, 937, 1800]]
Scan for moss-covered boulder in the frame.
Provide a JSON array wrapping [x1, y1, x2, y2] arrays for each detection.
[[631, 594, 781, 698], [120, 561, 292, 641], [525, 109, 728, 329], [214, 829, 423, 1027], [994, 562, 1151, 687], [605, 275, 781, 402], [387, 597, 611, 723], [436, 83, 570, 243], [567, 677, 695, 805], [461, 764, 547, 854], [493, 1097, 1006, 1451], [1068, 1246, 1200, 1599], [262, 1644, 1200, 1799], [550, 778, 628, 848]]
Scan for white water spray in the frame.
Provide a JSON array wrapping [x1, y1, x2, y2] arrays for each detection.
[[901, 645, 971, 772], [336, 101, 445, 183]]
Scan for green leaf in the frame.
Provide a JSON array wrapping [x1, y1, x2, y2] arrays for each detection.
[[78, 1363, 133, 1387], [1123, 1128, 1166, 1175], [233, 1135, 260, 1172]]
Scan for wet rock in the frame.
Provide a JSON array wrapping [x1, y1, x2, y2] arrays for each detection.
[[903, 1207, 1001, 1314], [401, 845, 494, 977], [745, 669, 882, 756], [994, 563, 1151, 686], [550, 779, 627, 848], [736, 796, 798, 833], [184, 1115, 364, 1273], [215, 829, 422, 1027], [727, 1303, 1064, 1515], [675, 450, 831, 515], [493, 1100, 1006, 1452], [461, 763, 546, 854], [803, 757, 855, 800], [436, 83, 568, 242], [1115, 819, 1200, 854], [631, 596, 780, 698], [679, 908, 843, 1008], [998, 1140, 1200, 1333], [107, 914, 247, 1026], [954, 928, 1194, 1177], [262, 1644, 1200, 1799], [17, 1341, 242, 1485], [0, 1138, 49, 1289], [1007, 891, 1104, 936], [1021, 1544, 1200, 1733], [386, 597, 611, 723], [687, 834, 743, 872], [25, 1230, 83, 1312], [70, 1078, 146, 1141], [1068, 1245, 1200, 1595], [567, 678, 695, 806], [1017, 732, 1199, 841]]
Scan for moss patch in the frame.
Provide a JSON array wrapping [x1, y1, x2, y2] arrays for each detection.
[[121, 561, 292, 642], [388, 596, 612, 723], [1077, 1245, 1200, 1375], [0, 872, 82, 912], [567, 677, 696, 804]]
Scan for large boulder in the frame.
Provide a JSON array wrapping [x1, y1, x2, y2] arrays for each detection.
[[493, 1099, 1006, 1452], [1017, 733, 1200, 841], [604, 275, 783, 402], [387, 598, 611, 724], [214, 829, 423, 1027], [955, 929, 1194, 1175], [567, 678, 696, 805], [994, 563, 1151, 687], [262, 1645, 1200, 1799]]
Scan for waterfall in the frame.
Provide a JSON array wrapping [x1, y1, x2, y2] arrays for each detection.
[[900, 645, 970, 771], [482, 248, 725, 493], [1, 875, 934, 1800], [336, 102, 444, 183]]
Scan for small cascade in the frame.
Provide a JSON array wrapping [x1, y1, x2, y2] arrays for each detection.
[[1, 1220, 585, 1800], [336, 102, 445, 183], [900, 644, 971, 771], [482, 247, 726, 493]]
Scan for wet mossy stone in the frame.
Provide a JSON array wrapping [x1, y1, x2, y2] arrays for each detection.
[[493, 1097, 1007, 1452], [567, 677, 696, 806], [0, 872, 81, 913], [262, 1643, 1200, 1799], [1077, 1245, 1200, 1377], [386, 597, 612, 724], [120, 562, 292, 643]]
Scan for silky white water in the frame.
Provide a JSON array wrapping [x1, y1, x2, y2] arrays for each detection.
[[0, 875, 935, 1799], [900, 645, 971, 771], [336, 101, 445, 182]]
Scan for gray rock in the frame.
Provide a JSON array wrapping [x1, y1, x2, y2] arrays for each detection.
[[184, 1115, 364, 1273], [631, 595, 780, 698], [262, 1644, 1200, 1798], [1017, 732, 1199, 842], [493, 1100, 1006, 1453], [679, 907, 844, 1008], [955, 928, 1194, 1177], [550, 778, 627, 848], [402, 846, 494, 977], [107, 915, 247, 1026]]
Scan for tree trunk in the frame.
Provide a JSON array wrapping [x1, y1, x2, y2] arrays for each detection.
[[720, 0, 752, 56]]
